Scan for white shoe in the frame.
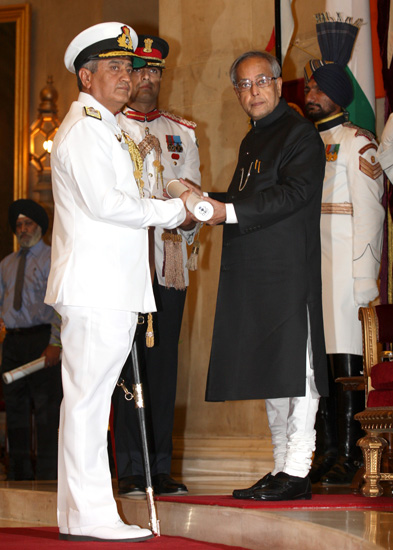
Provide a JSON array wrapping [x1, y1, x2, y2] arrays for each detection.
[[59, 520, 153, 542]]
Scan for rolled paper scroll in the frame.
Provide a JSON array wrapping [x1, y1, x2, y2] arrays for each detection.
[[166, 179, 213, 222], [2, 355, 62, 384]]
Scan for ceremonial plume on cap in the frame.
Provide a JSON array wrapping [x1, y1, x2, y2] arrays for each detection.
[[304, 12, 363, 108], [8, 199, 49, 236], [64, 22, 146, 74]]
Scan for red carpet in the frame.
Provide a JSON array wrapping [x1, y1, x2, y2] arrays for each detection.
[[0, 527, 247, 549], [156, 493, 393, 510]]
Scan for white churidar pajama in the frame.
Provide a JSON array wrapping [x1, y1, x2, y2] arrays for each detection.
[[265, 317, 320, 478]]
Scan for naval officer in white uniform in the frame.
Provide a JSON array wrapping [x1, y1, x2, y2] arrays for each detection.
[[45, 22, 193, 543]]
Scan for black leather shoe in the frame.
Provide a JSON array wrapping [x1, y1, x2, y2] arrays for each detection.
[[232, 473, 274, 499], [309, 452, 337, 484], [118, 475, 145, 496], [152, 473, 188, 495], [253, 472, 312, 501], [320, 456, 362, 486]]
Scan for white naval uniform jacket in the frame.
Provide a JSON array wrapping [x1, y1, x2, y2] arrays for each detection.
[[319, 121, 384, 355], [117, 107, 201, 287], [45, 92, 186, 313]]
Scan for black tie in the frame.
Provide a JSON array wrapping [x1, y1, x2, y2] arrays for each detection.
[[13, 248, 28, 311]]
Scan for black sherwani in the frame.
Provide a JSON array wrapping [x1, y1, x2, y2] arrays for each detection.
[[205, 99, 328, 401]]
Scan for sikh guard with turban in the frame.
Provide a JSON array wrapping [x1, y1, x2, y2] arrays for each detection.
[[304, 13, 385, 486], [0, 199, 62, 481]]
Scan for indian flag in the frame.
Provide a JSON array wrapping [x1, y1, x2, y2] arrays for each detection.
[[325, 0, 375, 133], [281, 0, 294, 62]]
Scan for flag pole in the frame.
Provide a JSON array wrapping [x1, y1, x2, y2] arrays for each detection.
[[275, 0, 282, 67]]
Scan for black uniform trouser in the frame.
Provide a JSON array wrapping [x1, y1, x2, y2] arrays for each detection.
[[1, 327, 63, 480], [112, 277, 187, 479]]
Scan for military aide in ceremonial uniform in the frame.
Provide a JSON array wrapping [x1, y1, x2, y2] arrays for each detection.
[[304, 59, 385, 486], [45, 23, 192, 543], [114, 35, 200, 496], [203, 51, 328, 502]]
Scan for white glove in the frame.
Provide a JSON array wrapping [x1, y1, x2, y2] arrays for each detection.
[[354, 278, 379, 306]]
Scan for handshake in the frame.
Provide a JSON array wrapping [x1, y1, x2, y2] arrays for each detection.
[[166, 179, 214, 222]]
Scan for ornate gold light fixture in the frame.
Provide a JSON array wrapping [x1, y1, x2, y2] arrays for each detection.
[[30, 76, 60, 182], [29, 76, 60, 240]]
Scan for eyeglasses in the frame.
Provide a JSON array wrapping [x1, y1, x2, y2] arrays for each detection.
[[235, 75, 279, 92]]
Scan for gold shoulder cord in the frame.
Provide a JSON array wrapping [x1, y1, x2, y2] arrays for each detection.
[[121, 132, 156, 347], [122, 131, 145, 198]]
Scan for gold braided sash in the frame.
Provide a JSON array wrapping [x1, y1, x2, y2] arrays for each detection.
[[321, 202, 353, 215], [121, 131, 145, 197]]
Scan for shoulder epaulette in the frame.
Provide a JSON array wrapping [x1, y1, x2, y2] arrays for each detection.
[[160, 110, 197, 129], [84, 106, 102, 120], [343, 122, 375, 142]]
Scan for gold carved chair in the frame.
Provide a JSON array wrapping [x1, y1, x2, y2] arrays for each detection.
[[355, 305, 393, 497]]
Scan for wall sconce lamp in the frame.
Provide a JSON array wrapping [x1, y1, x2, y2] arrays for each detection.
[[29, 76, 60, 237], [30, 76, 60, 177]]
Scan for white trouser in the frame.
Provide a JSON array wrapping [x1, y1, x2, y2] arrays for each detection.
[[265, 323, 320, 478], [55, 305, 137, 529]]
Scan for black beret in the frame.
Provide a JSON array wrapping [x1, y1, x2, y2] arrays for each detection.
[[8, 199, 49, 236]]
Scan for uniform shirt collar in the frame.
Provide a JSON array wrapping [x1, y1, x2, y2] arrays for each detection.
[[315, 112, 347, 132], [121, 106, 161, 122], [19, 238, 44, 258]]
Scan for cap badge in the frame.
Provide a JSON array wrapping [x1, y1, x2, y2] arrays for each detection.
[[118, 26, 134, 51], [143, 38, 153, 53]]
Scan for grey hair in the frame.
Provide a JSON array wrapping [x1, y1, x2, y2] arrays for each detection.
[[77, 59, 99, 91], [230, 51, 281, 86]]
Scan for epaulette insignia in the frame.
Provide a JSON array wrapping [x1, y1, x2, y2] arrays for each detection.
[[343, 122, 375, 142], [359, 156, 383, 180], [160, 110, 197, 129], [84, 106, 102, 120], [325, 144, 340, 162]]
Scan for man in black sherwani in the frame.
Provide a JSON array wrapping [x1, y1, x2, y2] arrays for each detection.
[[203, 51, 328, 501]]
